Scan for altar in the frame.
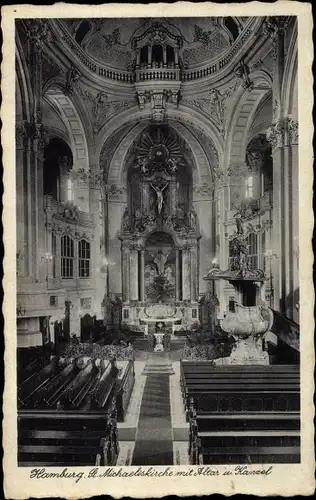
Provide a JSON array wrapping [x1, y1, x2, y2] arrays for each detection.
[[121, 303, 198, 335]]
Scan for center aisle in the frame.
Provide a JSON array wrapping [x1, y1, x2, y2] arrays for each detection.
[[131, 354, 174, 465]]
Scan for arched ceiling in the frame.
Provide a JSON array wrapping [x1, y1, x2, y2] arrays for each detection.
[[62, 17, 251, 71]]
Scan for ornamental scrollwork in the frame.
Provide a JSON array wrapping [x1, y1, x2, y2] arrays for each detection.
[[234, 59, 254, 91], [46, 222, 93, 240], [104, 184, 126, 199], [288, 118, 299, 145], [266, 120, 285, 149], [25, 20, 53, 52], [182, 83, 238, 136], [194, 183, 213, 197]]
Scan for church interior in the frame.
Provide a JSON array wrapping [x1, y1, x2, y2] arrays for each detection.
[[16, 16, 300, 466]]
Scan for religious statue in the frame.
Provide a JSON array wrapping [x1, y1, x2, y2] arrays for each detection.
[[66, 66, 81, 93], [154, 250, 168, 276], [188, 208, 197, 229], [122, 207, 131, 231], [136, 156, 149, 175], [234, 211, 244, 235], [150, 183, 168, 214]]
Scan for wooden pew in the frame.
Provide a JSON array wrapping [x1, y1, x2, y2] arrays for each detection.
[[18, 358, 62, 406], [31, 361, 79, 407], [189, 413, 300, 464], [180, 363, 300, 417], [18, 401, 119, 467], [61, 360, 100, 408]]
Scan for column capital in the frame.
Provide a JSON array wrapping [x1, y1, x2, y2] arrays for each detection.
[[266, 120, 285, 150], [262, 16, 290, 40], [287, 117, 299, 146], [25, 19, 53, 53]]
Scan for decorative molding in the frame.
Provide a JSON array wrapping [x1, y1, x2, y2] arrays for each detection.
[[77, 86, 132, 135], [46, 222, 94, 240], [234, 58, 254, 91], [266, 120, 285, 149], [65, 66, 81, 95], [288, 118, 299, 145], [104, 184, 127, 199], [182, 82, 238, 136], [262, 17, 290, 62], [194, 183, 213, 197], [25, 20, 53, 53], [193, 23, 217, 46], [262, 16, 290, 41]]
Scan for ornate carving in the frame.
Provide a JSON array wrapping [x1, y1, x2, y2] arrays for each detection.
[[234, 59, 254, 91], [98, 28, 121, 48], [262, 17, 290, 61], [65, 66, 81, 95], [78, 87, 131, 135], [71, 168, 90, 183], [182, 83, 238, 135], [63, 202, 80, 222], [194, 183, 213, 197], [262, 16, 290, 40], [288, 118, 299, 145], [104, 184, 126, 199], [266, 120, 285, 149], [46, 222, 93, 240], [16, 122, 28, 149], [25, 20, 52, 52], [193, 23, 216, 46]]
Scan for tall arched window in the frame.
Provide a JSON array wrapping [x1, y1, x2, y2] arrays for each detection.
[[245, 175, 253, 198], [78, 239, 90, 278], [67, 179, 74, 202], [61, 235, 74, 278], [43, 138, 73, 202]]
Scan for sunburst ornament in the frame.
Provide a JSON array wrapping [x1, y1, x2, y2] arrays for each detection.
[[134, 125, 185, 175]]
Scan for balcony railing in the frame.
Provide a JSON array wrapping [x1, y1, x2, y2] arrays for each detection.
[[135, 67, 181, 82]]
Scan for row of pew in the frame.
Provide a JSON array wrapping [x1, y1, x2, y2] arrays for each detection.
[[18, 356, 134, 416], [18, 356, 135, 466], [18, 398, 120, 467], [181, 361, 300, 465]]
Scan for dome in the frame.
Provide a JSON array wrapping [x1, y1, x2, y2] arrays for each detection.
[[62, 17, 249, 71]]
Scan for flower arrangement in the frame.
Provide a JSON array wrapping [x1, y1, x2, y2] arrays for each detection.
[[60, 343, 134, 361]]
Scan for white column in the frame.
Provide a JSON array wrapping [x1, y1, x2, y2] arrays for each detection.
[[175, 249, 180, 301], [182, 249, 191, 301], [140, 250, 145, 301], [129, 250, 139, 301]]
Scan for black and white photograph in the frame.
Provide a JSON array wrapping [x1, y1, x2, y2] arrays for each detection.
[[2, 2, 314, 498]]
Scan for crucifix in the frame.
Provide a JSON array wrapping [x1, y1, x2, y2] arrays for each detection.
[[150, 183, 168, 214]]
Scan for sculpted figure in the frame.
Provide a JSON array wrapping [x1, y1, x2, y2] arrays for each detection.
[[122, 207, 131, 231], [154, 250, 168, 276], [150, 183, 168, 214]]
